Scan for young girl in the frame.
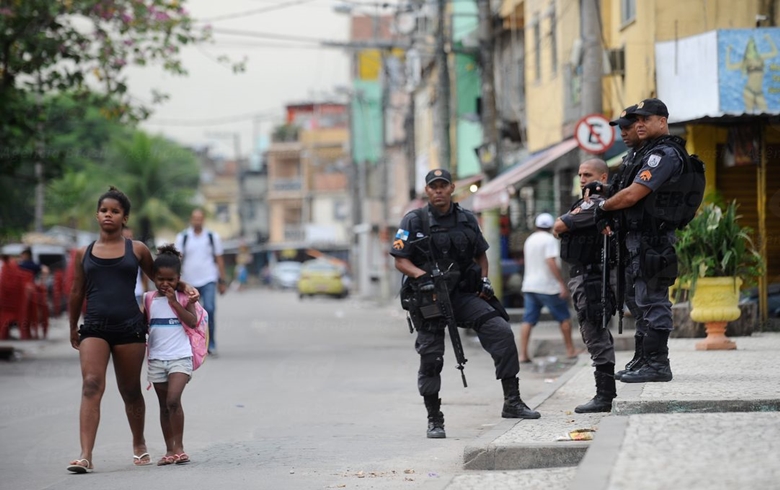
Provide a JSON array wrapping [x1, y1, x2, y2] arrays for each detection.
[[145, 245, 198, 466], [67, 187, 199, 474]]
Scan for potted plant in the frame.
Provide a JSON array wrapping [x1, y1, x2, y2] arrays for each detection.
[[674, 200, 763, 350]]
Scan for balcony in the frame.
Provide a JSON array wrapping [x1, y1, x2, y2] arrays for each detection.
[[272, 178, 303, 192]]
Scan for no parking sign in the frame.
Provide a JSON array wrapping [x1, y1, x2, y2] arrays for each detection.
[[575, 114, 615, 155]]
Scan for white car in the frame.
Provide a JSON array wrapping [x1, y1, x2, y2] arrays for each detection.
[[270, 261, 302, 289]]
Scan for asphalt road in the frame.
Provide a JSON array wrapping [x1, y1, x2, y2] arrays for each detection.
[[0, 289, 571, 490]]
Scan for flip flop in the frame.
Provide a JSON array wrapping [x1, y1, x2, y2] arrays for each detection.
[[173, 453, 190, 465], [133, 452, 153, 466], [67, 459, 93, 474], [157, 455, 176, 466]]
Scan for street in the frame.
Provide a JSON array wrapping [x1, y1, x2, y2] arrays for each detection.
[[0, 289, 566, 490]]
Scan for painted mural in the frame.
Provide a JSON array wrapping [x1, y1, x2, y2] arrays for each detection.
[[720, 28, 780, 114]]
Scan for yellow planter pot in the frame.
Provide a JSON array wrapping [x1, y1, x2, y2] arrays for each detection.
[[689, 277, 742, 350]]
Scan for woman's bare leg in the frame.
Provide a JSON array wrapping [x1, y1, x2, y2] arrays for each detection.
[[76, 338, 111, 466], [112, 342, 148, 461]]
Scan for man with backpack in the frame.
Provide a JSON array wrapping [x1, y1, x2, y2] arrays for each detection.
[[594, 98, 705, 383], [175, 209, 227, 357]]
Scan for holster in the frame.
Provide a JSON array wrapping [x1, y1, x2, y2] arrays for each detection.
[[640, 236, 678, 288], [399, 279, 446, 332]]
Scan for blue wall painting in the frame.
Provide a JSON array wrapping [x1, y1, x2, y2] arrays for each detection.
[[719, 28, 780, 114]]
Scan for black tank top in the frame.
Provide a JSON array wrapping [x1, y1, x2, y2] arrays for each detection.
[[83, 238, 144, 329]]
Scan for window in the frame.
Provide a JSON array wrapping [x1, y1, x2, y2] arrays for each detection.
[[549, 8, 557, 75], [533, 18, 541, 81], [621, 0, 636, 25]]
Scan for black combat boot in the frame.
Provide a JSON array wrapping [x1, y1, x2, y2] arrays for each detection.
[[500, 377, 541, 419], [615, 334, 645, 380], [423, 395, 446, 438], [621, 329, 673, 383], [575, 364, 617, 413]]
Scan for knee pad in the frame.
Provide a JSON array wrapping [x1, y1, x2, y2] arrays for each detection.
[[420, 354, 444, 377]]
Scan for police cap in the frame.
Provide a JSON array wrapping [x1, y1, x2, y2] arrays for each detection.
[[425, 168, 453, 185], [633, 98, 669, 118], [609, 104, 638, 128]]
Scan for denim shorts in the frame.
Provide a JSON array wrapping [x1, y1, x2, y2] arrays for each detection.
[[148, 357, 193, 384], [522, 292, 571, 325]]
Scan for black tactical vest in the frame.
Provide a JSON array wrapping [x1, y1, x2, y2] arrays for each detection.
[[559, 198, 603, 267]]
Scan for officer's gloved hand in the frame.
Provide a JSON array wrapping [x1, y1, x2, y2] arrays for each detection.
[[582, 181, 607, 198], [479, 277, 495, 299], [593, 201, 612, 233], [416, 273, 435, 292]]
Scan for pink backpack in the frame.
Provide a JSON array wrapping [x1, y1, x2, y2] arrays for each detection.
[[143, 291, 209, 370]]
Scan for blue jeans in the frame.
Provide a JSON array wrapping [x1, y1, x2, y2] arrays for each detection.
[[197, 282, 217, 350]]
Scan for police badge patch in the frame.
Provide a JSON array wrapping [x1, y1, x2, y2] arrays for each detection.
[[647, 154, 661, 168]]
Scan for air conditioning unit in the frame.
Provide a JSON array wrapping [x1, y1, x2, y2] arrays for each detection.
[[605, 47, 625, 76]]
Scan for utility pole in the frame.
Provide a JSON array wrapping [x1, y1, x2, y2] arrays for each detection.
[[436, 0, 452, 171], [477, 0, 503, 298], [580, 0, 603, 120]]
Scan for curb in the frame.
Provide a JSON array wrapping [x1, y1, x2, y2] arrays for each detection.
[[613, 397, 780, 415], [462, 358, 587, 470], [569, 416, 628, 490]]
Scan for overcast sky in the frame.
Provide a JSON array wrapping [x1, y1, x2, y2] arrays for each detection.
[[127, 0, 359, 160]]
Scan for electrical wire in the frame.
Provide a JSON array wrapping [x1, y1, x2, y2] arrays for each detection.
[[145, 111, 281, 127], [196, 0, 318, 23]]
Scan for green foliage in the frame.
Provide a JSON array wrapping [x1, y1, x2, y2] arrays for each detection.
[[675, 201, 764, 292], [107, 130, 200, 243]]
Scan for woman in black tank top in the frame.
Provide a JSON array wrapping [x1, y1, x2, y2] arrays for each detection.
[[66, 187, 199, 474]]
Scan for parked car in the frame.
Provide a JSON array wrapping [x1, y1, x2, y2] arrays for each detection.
[[270, 261, 302, 289], [297, 259, 348, 299]]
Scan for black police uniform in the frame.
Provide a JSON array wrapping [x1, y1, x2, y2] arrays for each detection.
[[559, 188, 617, 412], [610, 128, 686, 383], [609, 141, 650, 378], [390, 200, 539, 437]]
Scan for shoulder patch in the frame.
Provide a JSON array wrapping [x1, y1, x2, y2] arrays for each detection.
[[579, 200, 594, 210], [395, 229, 409, 241], [639, 170, 653, 181], [392, 240, 405, 250], [647, 154, 661, 168]]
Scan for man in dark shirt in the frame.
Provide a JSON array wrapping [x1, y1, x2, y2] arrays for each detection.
[[390, 169, 540, 439]]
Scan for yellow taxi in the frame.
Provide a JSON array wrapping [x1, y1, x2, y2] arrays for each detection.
[[297, 259, 349, 299]]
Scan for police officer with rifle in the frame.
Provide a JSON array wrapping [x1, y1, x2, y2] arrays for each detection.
[[391, 169, 540, 439], [608, 105, 650, 380], [595, 98, 705, 383], [553, 159, 618, 413]]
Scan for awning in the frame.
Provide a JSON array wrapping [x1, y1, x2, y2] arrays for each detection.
[[472, 139, 579, 212]]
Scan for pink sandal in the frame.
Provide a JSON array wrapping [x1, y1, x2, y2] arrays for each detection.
[[174, 453, 190, 465]]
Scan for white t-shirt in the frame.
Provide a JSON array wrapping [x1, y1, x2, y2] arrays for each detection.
[[147, 295, 192, 360], [134, 270, 144, 298], [174, 228, 224, 287], [521, 230, 562, 295]]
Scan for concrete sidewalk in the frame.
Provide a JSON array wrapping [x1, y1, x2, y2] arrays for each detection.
[[446, 332, 780, 489]]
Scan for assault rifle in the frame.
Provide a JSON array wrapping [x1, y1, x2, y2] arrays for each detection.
[[602, 232, 610, 330], [411, 237, 468, 387]]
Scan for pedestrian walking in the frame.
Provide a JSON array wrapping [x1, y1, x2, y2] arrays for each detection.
[[143, 245, 198, 466], [122, 226, 147, 308], [175, 209, 227, 356], [518, 213, 579, 363], [595, 98, 704, 383], [391, 168, 540, 439], [554, 159, 617, 412], [67, 186, 198, 474]]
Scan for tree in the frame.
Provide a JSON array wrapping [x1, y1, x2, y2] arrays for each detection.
[[0, 1, 240, 235], [109, 130, 200, 244]]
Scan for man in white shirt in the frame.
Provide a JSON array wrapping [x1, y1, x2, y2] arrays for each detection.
[[518, 213, 578, 363], [175, 209, 227, 355]]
